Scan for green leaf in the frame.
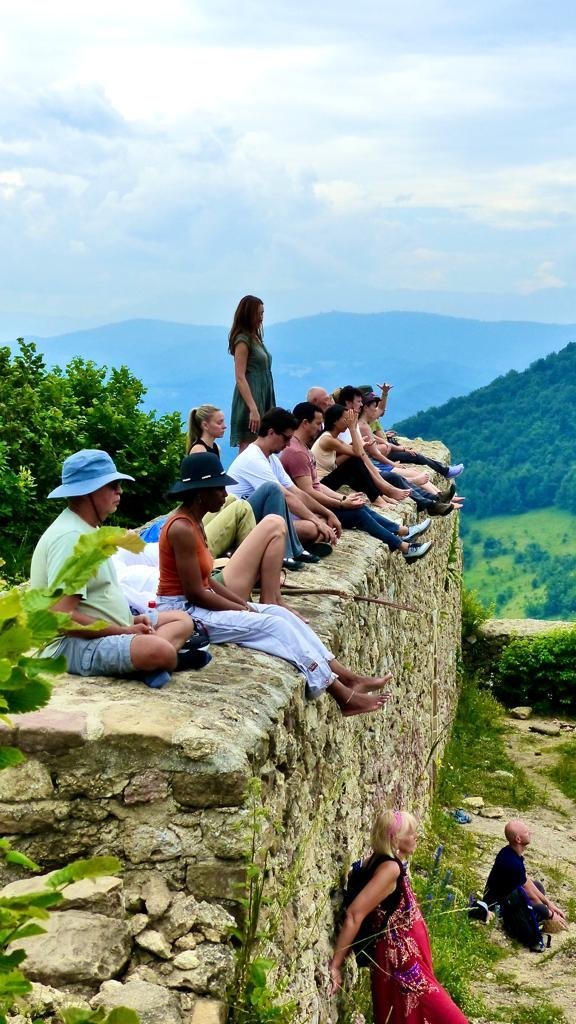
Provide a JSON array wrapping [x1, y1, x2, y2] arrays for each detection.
[[4, 850, 40, 871], [0, 747, 25, 770], [0, 659, 12, 684], [47, 856, 122, 890], [107, 1010, 141, 1024], [0, 950, 27, 969], [5, 922, 47, 942], [0, 590, 23, 621], [0, 625, 33, 660], [51, 529, 143, 595], [3, 678, 52, 714], [0, 969, 32, 997]]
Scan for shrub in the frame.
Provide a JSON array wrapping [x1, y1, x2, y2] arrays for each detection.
[[494, 627, 576, 712], [0, 340, 184, 582], [461, 588, 493, 644]]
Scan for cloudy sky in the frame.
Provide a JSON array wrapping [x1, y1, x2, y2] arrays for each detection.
[[1, 0, 576, 333]]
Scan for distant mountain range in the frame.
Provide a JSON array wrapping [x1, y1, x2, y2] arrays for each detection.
[[16, 311, 576, 431]]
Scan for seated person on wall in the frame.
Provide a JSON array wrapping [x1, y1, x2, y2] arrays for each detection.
[[29, 450, 194, 688], [281, 403, 433, 564], [358, 394, 465, 510], [335, 386, 457, 516], [359, 389, 464, 483], [156, 452, 391, 717], [227, 406, 341, 562], [484, 818, 566, 947]]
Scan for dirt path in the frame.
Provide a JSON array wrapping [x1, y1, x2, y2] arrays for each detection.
[[467, 715, 576, 1022]]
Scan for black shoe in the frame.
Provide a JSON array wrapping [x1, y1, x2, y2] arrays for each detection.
[[405, 517, 431, 541], [308, 541, 334, 558], [437, 483, 456, 502], [177, 648, 212, 671], [283, 557, 305, 571], [403, 540, 433, 563], [295, 550, 321, 564], [427, 502, 454, 517]]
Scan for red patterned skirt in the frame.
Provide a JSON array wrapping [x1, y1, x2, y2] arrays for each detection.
[[369, 883, 468, 1023]]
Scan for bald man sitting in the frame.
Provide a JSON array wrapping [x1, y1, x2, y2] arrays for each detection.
[[484, 819, 566, 944]]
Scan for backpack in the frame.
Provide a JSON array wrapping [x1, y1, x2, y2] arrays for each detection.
[[500, 886, 549, 951], [343, 854, 403, 966]]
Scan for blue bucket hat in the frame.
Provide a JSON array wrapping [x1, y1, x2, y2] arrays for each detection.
[[48, 449, 135, 499]]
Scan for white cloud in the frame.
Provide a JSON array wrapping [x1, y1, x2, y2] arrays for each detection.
[[1, 1, 576, 322]]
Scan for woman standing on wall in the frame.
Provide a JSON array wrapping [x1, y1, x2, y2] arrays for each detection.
[[329, 808, 468, 1023], [229, 295, 276, 451]]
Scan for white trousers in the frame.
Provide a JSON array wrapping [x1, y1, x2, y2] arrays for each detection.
[[157, 596, 336, 698]]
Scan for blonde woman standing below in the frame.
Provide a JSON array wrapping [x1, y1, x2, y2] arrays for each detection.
[[229, 295, 276, 451], [329, 809, 468, 1023]]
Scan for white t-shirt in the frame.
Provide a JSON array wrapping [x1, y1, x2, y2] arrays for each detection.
[[338, 428, 352, 444], [227, 443, 294, 499]]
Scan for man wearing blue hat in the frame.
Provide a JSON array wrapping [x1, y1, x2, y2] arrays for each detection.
[[30, 450, 195, 687]]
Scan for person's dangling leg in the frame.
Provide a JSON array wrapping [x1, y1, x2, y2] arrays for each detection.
[[248, 482, 305, 558]]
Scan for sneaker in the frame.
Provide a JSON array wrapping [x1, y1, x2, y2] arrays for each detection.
[[405, 517, 431, 541], [447, 463, 464, 478], [403, 540, 433, 563]]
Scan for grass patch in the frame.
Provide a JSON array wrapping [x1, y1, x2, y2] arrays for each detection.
[[412, 807, 505, 1018], [462, 507, 576, 620], [548, 738, 576, 801], [493, 1005, 568, 1024], [438, 674, 538, 811]]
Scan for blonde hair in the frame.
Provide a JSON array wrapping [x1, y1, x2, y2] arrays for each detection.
[[371, 809, 418, 857], [186, 405, 220, 452]]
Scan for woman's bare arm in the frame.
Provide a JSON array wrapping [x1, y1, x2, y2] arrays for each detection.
[[329, 860, 401, 991], [169, 520, 248, 612]]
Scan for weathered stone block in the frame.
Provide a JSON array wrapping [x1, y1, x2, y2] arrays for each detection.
[[186, 999, 227, 1024], [186, 862, 246, 901], [142, 871, 173, 918], [164, 943, 234, 996], [0, 799, 69, 834], [0, 760, 54, 801], [123, 824, 183, 863], [10, 910, 131, 985], [160, 893, 200, 941], [124, 770, 170, 805], [92, 979, 182, 1024], [11, 710, 88, 751], [136, 928, 173, 959]]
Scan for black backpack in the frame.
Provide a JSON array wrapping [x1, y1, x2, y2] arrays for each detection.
[[500, 886, 548, 950], [343, 854, 404, 966]]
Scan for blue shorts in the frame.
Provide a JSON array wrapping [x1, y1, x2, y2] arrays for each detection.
[[54, 635, 135, 676]]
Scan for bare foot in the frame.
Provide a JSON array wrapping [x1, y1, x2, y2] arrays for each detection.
[[347, 671, 393, 694], [278, 598, 309, 623], [341, 691, 389, 716], [392, 488, 411, 500], [373, 497, 397, 509]]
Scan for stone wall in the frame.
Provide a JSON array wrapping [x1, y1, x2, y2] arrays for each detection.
[[0, 442, 462, 1024]]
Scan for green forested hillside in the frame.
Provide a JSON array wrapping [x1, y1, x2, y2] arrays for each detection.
[[394, 342, 576, 520], [461, 509, 576, 620]]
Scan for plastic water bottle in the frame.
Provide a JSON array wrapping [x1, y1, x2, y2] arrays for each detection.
[[147, 599, 159, 626]]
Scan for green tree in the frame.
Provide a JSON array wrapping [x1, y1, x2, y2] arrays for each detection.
[[0, 340, 184, 582]]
